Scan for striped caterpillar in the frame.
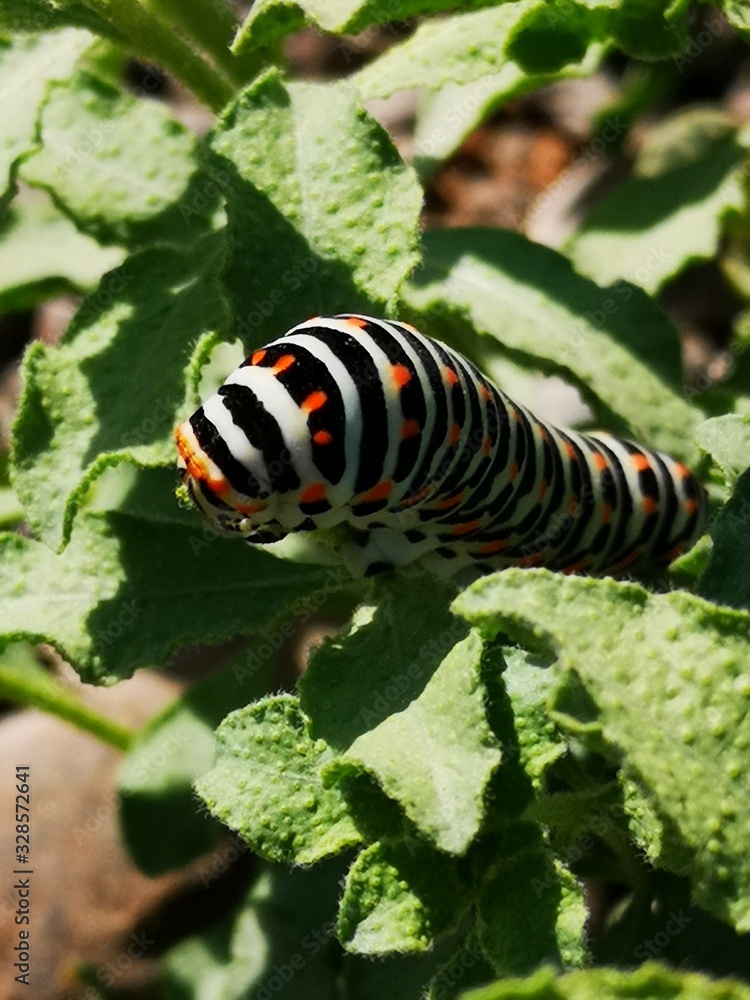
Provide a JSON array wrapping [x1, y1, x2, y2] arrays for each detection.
[[175, 314, 706, 578]]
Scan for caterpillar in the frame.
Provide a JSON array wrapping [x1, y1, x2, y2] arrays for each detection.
[[175, 313, 706, 579]]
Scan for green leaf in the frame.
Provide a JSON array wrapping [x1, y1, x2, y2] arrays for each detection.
[[338, 840, 468, 955], [505, 2, 600, 74], [326, 630, 501, 855], [208, 70, 421, 346], [299, 574, 463, 751], [500, 646, 567, 788], [698, 468, 750, 612], [412, 45, 602, 179], [566, 127, 747, 294], [695, 415, 750, 488], [163, 861, 346, 1000], [233, 0, 498, 54], [0, 512, 337, 684], [454, 569, 750, 933], [118, 656, 275, 875], [195, 695, 363, 864], [596, 870, 750, 979], [461, 962, 750, 1000], [21, 70, 214, 247], [477, 844, 586, 974], [401, 228, 702, 464], [508, 0, 691, 67], [11, 238, 228, 551], [724, 0, 750, 36], [0, 191, 123, 313], [0, 1, 123, 38], [0, 29, 94, 209], [354, 4, 596, 101]]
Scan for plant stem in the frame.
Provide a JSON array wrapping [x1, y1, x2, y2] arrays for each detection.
[[141, 0, 260, 86], [78, 0, 234, 111], [0, 651, 135, 752]]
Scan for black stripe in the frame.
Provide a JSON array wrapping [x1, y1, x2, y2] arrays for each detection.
[[218, 384, 301, 493], [189, 408, 266, 498]]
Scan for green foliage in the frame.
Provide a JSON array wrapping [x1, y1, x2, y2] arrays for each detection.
[[0, 1, 749, 997]]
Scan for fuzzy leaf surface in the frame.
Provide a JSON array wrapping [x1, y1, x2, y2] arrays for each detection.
[[566, 132, 747, 293], [0, 193, 123, 313], [455, 568, 750, 932], [461, 962, 750, 1000], [327, 630, 501, 854], [402, 228, 702, 464], [22, 70, 210, 247], [209, 70, 421, 347], [11, 240, 227, 551], [195, 695, 363, 864], [0, 513, 334, 684], [0, 29, 93, 209]]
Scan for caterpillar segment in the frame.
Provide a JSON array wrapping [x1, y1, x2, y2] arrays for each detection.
[[175, 314, 706, 578]]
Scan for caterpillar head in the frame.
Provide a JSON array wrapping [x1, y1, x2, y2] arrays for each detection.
[[174, 417, 287, 543]]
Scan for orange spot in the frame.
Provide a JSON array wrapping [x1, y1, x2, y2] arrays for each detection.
[[567, 494, 579, 515], [538, 479, 548, 501], [399, 486, 431, 507], [401, 419, 421, 439], [312, 430, 333, 446], [510, 407, 520, 423], [347, 316, 368, 330], [520, 553, 545, 568], [250, 349, 266, 365], [563, 557, 589, 575], [642, 496, 657, 515], [272, 354, 295, 374], [301, 390, 327, 413], [685, 498, 698, 515], [632, 453, 651, 472], [482, 436, 492, 456], [564, 441, 576, 459], [444, 368, 459, 386], [509, 461, 519, 482], [359, 481, 393, 503], [479, 383, 491, 402], [235, 501, 266, 516], [613, 551, 640, 573], [537, 426, 548, 443], [601, 502, 613, 525], [436, 492, 464, 510], [451, 519, 481, 536], [480, 538, 509, 555], [666, 542, 685, 562], [300, 482, 326, 504], [592, 452, 607, 472], [675, 462, 689, 478], [449, 423, 461, 446], [175, 426, 230, 496], [391, 364, 411, 388]]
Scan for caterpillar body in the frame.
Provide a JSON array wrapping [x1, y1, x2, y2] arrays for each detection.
[[175, 314, 706, 579]]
